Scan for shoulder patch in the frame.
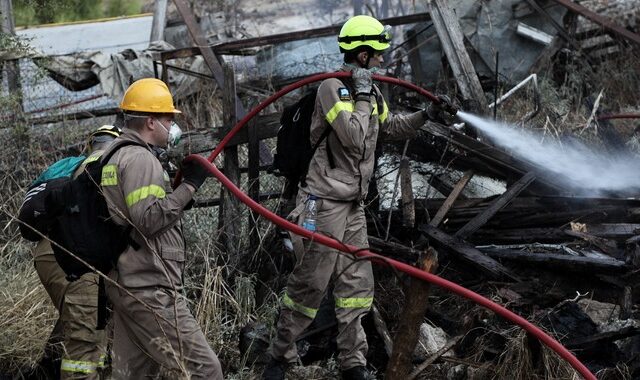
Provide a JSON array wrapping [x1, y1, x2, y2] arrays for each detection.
[[337, 87, 351, 101]]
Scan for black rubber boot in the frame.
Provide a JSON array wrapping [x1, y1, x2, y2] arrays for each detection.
[[341, 365, 370, 380], [261, 358, 288, 380]]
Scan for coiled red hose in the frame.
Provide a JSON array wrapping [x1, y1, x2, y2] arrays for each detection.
[[182, 72, 595, 380]]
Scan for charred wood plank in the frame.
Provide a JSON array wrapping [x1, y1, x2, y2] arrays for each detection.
[[386, 248, 438, 379], [564, 326, 640, 349], [549, 0, 640, 46], [419, 224, 520, 281], [429, 0, 488, 110], [371, 305, 393, 357], [400, 158, 415, 227], [161, 13, 431, 60], [480, 248, 629, 273], [368, 236, 421, 263], [430, 171, 474, 227], [455, 172, 536, 239], [564, 229, 622, 258]]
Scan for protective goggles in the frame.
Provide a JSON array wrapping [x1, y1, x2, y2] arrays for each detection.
[[338, 25, 392, 44]]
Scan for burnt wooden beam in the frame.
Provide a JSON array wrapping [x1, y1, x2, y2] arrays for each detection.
[[419, 224, 520, 281], [161, 12, 431, 61], [455, 172, 536, 239], [368, 236, 422, 263], [219, 63, 242, 256], [564, 326, 640, 349], [564, 229, 622, 258], [371, 305, 394, 358], [386, 248, 438, 379], [549, 0, 640, 46], [173, 0, 235, 111], [429, 0, 488, 110], [173, 0, 273, 166], [400, 158, 415, 228], [428, 173, 468, 200], [26, 108, 119, 127], [480, 248, 629, 273], [523, 0, 582, 51], [430, 171, 474, 228]]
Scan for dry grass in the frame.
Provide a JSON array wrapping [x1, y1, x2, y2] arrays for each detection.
[[0, 244, 57, 375], [492, 328, 578, 380]]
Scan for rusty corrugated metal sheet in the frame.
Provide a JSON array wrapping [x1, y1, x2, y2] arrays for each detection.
[[549, 0, 640, 45]]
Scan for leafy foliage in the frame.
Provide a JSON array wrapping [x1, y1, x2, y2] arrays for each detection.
[[13, 0, 143, 26]]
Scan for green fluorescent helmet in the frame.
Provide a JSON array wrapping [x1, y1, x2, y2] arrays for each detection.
[[338, 15, 392, 52]]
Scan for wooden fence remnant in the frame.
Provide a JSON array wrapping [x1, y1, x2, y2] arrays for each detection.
[[386, 247, 438, 379]]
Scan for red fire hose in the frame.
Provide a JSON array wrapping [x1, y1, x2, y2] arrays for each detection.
[[182, 72, 596, 380]]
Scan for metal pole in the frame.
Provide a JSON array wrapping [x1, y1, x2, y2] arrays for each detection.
[[149, 0, 167, 44]]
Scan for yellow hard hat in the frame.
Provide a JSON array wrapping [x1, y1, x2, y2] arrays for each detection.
[[338, 15, 391, 52], [120, 78, 181, 114], [87, 125, 122, 152], [90, 125, 122, 139]]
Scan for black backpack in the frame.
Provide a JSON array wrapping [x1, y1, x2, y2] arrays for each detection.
[[271, 89, 334, 191], [18, 156, 88, 242], [45, 141, 142, 281]]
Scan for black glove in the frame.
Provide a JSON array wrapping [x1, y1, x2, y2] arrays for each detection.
[[424, 95, 459, 125], [181, 160, 210, 190]]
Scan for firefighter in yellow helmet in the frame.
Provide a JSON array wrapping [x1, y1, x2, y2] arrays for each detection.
[[32, 125, 121, 379], [263, 15, 455, 380], [100, 78, 222, 379]]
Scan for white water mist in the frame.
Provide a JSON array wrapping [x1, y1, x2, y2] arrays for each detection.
[[456, 111, 640, 194]]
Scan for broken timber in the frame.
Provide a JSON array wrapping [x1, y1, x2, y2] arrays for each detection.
[[419, 224, 520, 281], [386, 248, 438, 380], [479, 248, 628, 273], [549, 0, 640, 47], [455, 172, 536, 239], [430, 171, 474, 228], [429, 0, 488, 111], [161, 12, 431, 60]]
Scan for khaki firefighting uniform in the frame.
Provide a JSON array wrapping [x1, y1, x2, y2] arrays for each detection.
[[100, 130, 223, 380], [33, 150, 109, 379], [271, 72, 426, 370]]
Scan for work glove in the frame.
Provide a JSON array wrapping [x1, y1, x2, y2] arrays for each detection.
[[181, 160, 211, 190], [351, 67, 373, 98], [424, 94, 459, 125]]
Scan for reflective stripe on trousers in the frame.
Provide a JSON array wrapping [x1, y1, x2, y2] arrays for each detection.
[[283, 292, 318, 318], [61, 359, 98, 374], [335, 296, 373, 309]]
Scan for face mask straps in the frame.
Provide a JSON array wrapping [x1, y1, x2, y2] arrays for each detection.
[[154, 118, 182, 149]]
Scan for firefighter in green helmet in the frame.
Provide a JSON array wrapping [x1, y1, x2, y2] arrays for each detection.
[[263, 15, 456, 380]]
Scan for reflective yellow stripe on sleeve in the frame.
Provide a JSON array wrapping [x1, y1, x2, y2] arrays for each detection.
[[283, 293, 318, 318], [101, 164, 118, 186], [325, 101, 354, 125], [335, 296, 374, 309], [379, 100, 389, 123], [125, 184, 166, 207], [61, 359, 98, 374]]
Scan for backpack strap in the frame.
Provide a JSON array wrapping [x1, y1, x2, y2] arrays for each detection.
[[97, 140, 147, 251], [99, 140, 147, 166]]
